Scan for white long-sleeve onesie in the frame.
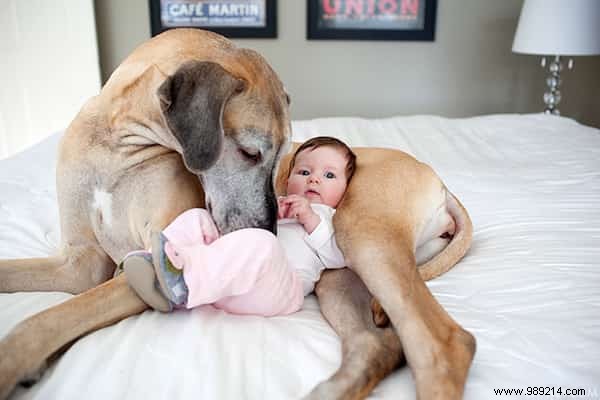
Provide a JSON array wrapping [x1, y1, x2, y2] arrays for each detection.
[[277, 203, 346, 296]]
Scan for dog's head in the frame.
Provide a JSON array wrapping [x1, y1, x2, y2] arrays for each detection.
[[158, 56, 291, 234]]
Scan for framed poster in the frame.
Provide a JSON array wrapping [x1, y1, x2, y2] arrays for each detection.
[[149, 0, 277, 38], [307, 0, 437, 41]]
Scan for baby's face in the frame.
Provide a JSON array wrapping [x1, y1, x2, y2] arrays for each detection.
[[286, 146, 348, 208]]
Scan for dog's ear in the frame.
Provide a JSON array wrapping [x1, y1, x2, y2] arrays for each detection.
[[158, 61, 245, 172]]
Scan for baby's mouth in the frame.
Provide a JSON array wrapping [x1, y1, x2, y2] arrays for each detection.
[[305, 189, 320, 196]]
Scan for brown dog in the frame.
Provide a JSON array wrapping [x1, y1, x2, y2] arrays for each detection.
[[0, 28, 291, 397], [0, 29, 475, 399]]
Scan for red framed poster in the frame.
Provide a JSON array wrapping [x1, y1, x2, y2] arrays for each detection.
[[307, 0, 437, 41]]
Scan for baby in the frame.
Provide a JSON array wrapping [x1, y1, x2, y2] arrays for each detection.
[[121, 136, 356, 316]]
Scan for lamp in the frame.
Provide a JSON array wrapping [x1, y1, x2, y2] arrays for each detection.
[[512, 0, 600, 115]]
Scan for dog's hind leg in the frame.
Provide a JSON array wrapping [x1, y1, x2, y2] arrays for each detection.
[[0, 273, 147, 399], [341, 231, 476, 400], [305, 268, 403, 400], [0, 245, 115, 294]]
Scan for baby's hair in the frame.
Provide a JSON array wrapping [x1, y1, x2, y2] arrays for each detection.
[[288, 136, 356, 183]]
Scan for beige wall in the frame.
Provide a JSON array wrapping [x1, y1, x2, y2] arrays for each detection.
[[94, 0, 600, 127], [1, 0, 101, 159]]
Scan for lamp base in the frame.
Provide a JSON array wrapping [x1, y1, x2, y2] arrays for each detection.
[[541, 56, 573, 116]]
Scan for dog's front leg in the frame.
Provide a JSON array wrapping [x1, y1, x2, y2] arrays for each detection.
[[0, 273, 147, 399]]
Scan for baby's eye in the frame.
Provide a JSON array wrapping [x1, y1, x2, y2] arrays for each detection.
[[298, 169, 310, 176], [325, 172, 336, 179]]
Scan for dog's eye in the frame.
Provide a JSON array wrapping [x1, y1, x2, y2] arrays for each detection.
[[239, 148, 261, 164], [234, 80, 246, 94]]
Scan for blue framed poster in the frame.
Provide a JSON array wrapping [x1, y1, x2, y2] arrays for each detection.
[[150, 0, 277, 38]]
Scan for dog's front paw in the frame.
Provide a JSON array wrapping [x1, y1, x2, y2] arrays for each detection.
[[0, 331, 49, 399]]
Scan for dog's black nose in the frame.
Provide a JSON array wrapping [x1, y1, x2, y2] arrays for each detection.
[[254, 218, 277, 235], [269, 220, 277, 235]]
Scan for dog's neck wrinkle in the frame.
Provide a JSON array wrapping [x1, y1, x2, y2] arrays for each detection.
[[103, 117, 181, 176], [117, 119, 179, 151], [115, 144, 175, 180]]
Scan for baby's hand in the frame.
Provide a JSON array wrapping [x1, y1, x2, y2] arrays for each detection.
[[279, 195, 321, 233], [277, 196, 291, 219]]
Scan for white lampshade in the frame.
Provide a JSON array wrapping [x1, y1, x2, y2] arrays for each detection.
[[512, 0, 600, 56]]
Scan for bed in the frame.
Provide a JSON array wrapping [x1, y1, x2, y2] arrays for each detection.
[[1, 113, 599, 399]]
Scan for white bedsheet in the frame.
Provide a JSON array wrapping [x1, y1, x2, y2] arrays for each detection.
[[1, 114, 599, 399]]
